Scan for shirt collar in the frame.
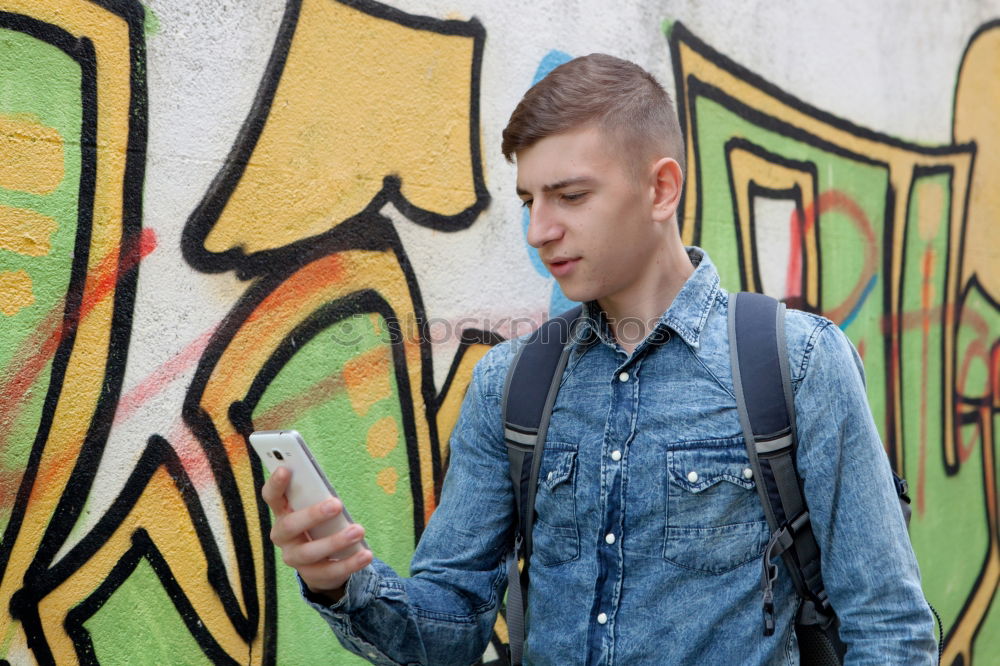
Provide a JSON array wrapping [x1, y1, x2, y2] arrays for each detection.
[[572, 246, 720, 351]]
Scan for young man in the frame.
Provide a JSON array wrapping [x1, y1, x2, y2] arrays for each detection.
[[262, 54, 936, 663]]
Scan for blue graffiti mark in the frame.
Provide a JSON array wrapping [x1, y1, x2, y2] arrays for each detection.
[[520, 49, 577, 315], [840, 274, 878, 331]]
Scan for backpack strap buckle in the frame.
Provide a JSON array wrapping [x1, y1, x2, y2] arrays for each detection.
[[760, 525, 794, 636]]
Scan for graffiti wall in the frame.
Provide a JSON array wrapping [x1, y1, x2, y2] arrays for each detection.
[[0, 0, 996, 663]]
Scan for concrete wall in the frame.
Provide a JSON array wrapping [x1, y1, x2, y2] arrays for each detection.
[[0, 0, 997, 662]]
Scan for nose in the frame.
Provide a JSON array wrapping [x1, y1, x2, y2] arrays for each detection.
[[526, 200, 563, 249]]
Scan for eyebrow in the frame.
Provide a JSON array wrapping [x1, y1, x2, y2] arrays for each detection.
[[516, 176, 595, 197]]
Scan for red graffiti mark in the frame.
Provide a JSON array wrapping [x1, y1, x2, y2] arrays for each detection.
[[0, 468, 28, 511], [250, 372, 347, 434], [888, 301, 991, 340], [956, 337, 990, 463], [809, 190, 879, 326], [870, 288, 996, 476], [992, 344, 1000, 409], [0, 229, 158, 450], [113, 325, 218, 426], [784, 206, 814, 302], [956, 413, 981, 466]]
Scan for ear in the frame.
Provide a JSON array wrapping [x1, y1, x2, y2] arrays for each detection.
[[649, 157, 683, 223]]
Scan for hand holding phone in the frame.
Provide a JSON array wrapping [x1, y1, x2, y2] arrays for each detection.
[[251, 430, 366, 560]]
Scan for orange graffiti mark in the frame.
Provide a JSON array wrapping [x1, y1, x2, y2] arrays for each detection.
[[343, 345, 393, 417], [241, 254, 346, 334], [376, 466, 399, 494], [0, 269, 34, 316], [917, 245, 936, 515], [0, 114, 65, 195], [0, 228, 157, 450], [0, 207, 57, 257], [366, 416, 399, 459]]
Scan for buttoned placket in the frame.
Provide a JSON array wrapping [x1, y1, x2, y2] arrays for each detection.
[[587, 345, 646, 665]]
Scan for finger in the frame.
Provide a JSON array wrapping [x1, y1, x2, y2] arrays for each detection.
[[287, 524, 367, 567], [270, 497, 344, 546], [261, 467, 292, 514], [298, 547, 374, 595]]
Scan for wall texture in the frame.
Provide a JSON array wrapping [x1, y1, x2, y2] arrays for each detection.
[[0, 0, 997, 663]]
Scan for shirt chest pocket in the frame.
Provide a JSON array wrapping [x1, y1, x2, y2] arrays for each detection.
[[663, 442, 768, 574], [531, 447, 580, 566]]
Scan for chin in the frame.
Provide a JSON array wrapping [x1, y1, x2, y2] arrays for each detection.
[[554, 282, 595, 305]]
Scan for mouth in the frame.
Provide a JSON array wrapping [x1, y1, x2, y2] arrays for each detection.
[[546, 257, 580, 278]]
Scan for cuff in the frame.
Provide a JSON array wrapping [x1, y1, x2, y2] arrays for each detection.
[[297, 564, 377, 616]]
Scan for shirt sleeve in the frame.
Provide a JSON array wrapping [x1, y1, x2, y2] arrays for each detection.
[[792, 320, 937, 663], [299, 344, 515, 665]]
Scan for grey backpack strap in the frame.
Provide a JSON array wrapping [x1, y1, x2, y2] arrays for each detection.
[[728, 292, 843, 658], [501, 306, 581, 665]]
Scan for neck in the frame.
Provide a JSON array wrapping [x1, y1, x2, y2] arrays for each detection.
[[599, 239, 694, 353]]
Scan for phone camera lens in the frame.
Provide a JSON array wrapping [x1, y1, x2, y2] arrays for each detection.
[[272, 449, 284, 461]]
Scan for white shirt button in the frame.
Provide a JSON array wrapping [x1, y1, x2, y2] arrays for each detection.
[[743, 467, 754, 480], [605, 533, 616, 545], [611, 450, 622, 462], [618, 371, 629, 382], [687, 470, 699, 483], [597, 612, 608, 625], [547, 471, 554, 482]]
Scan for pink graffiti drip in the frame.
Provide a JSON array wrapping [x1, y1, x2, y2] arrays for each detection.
[[112, 326, 218, 427], [166, 419, 217, 490]]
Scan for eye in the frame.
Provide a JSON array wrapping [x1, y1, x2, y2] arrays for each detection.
[[562, 191, 588, 203], [520, 198, 533, 209]]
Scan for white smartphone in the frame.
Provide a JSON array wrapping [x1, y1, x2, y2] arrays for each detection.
[[250, 429, 367, 559]]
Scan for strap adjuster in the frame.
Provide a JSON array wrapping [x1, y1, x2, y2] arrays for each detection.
[[788, 510, 810, 534]]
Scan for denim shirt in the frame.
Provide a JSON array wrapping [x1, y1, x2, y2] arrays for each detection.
[[304, 248, 936, 664]]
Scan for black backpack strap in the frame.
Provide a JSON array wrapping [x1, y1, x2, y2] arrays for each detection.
[[728, 292, 841, 651], [501, 305, 582, 665]]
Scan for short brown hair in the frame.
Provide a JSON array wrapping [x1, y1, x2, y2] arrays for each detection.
[[501, 53, 685, 175]]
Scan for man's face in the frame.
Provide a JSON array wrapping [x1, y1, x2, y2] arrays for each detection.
[[516, 125, 662, 306]]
